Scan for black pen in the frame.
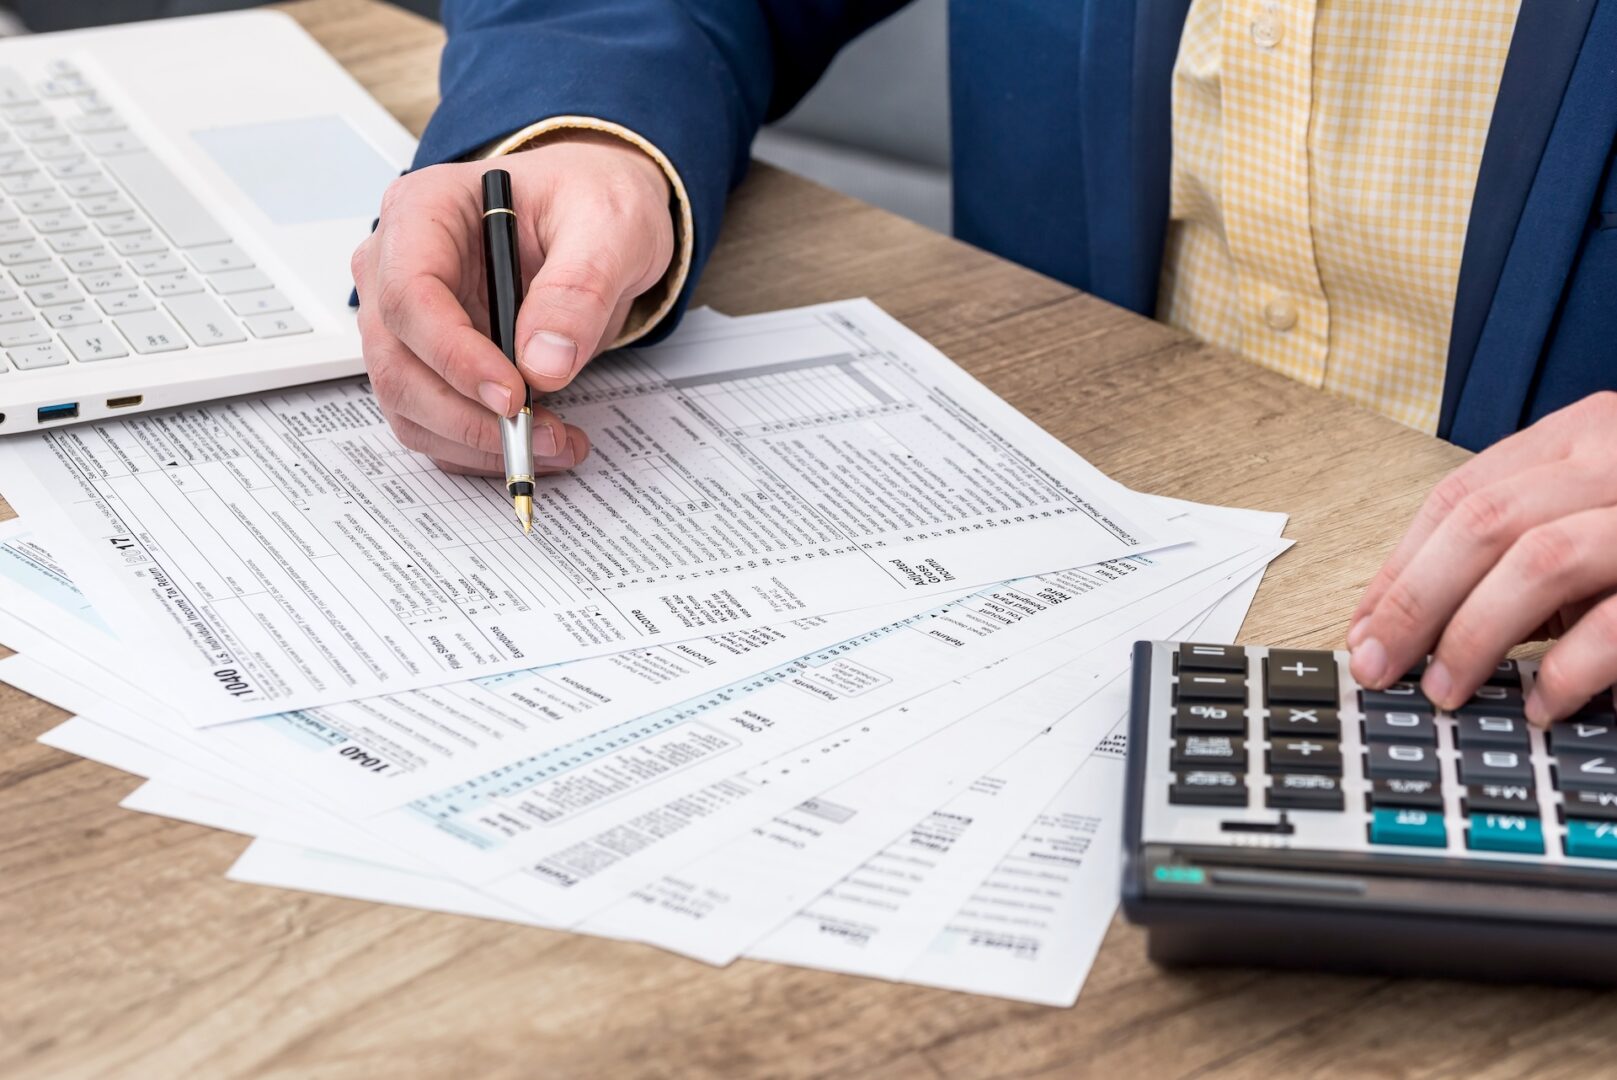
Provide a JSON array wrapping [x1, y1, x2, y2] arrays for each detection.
[[481, 169, 533, 533]]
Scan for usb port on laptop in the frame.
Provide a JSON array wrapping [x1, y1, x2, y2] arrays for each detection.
[[36, 403, 79, 423]]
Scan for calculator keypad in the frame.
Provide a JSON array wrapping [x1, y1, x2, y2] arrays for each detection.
[[1143, 641, 1617, 869]]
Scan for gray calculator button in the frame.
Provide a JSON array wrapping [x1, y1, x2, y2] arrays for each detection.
[[1264, 649, 1339, 705], [113, 310, 187, 353], [1454, 683, 1525, 719], [1366, 741, 1439, 781], [226, 289, 291, 317], [186, 242, 252, 275], [148, 271, 203, 297], [1564, 788, 1617, 821], [1486, 659, 1524, 686], [81, 131, 144, 156], [1364, 709, 1436, 745], [0, 69, 38, 106], [60, 325, 128, 362], [1360, 682, 1433, 714], [1173, 702, 1244, 734], [1177, 671, 1246, 703], [1267, 707, 1341, 737], [0, 320, 49, 347], [1177, 643, 1246, 673], [1556, 751, 1617, 792], [1368, 777, 1444, 809], [165, 293, 245, 346], [207, 267, 272, 294], [1267, 772, 1344, 812], [1170, 770, 1247, 807], [1172, 734, 1246, 768], [43, 302, 98, 329], [1464, 783, 1537, 816], [1551, 721, 1617, 754], [100, 150, 230, 248], [7, 342, 65, 369], [1455, 714, 1530, 750], [1459, 747, 1533, 786], [1268, 738, 1342, 774], [243, 311, 311, 339], [98, 289, 155, 315]]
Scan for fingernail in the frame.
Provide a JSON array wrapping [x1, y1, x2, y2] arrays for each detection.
[[1347, 617, 1369, 648], [1351, 637, 1388, 688], [532, 421, 561, 458], [1421, 660, 1452, 708], [522, 331, 578, 382], [1525, 688, 1551, 727], [478, 381, 513, 415]]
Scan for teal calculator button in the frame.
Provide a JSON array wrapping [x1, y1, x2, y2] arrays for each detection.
[[1467, 813, 1544, 854], [1370, 807, 1447, 847], [1566, 819, 1617, 859]]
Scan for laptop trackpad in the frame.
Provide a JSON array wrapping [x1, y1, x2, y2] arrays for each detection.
[[191, 115, 398, 225]]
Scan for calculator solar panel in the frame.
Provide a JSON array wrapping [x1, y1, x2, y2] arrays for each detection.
[[1121, 641, 1617, 984]]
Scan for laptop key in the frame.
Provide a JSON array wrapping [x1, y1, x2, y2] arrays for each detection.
[[0, 299, 29, 323], [148, 271, 203, 298], [111, 233, 168, 256], [26, 282, 84, 307], [165, 294, 245, 346], [59, 324, 127, 362], [113, 310, 187, 353], [207, 268, 272, 295], [0, 241, 48, 266], [31, 139, 83, 163], [186, 243, 252, 275], [46, 230, 101, 255], [67, 113, 125, 135], [30, 210, 85, 234], [244, 311, 312, 339], [100, 150, 230, 248], [226, 288, 292, 316], [98, 289, 155, 315], [0, 69, 38, 106], [1, 172, 52, 196], [43, 302, 98, 329], [77, 194, 133, 218], [7, 342, 66, 369], [11, 262, 64, 287], [16, 191, 68, 215], [128, 251, 184, 276], [0, 319, 47, 347], [53, 160, 107, 183], [81, 131, 144, 157], [63, 249, 118, 274], [94, 213, 152, 238], [78, 269, 134, 295]]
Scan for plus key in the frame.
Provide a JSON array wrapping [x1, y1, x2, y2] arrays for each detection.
[[1264, 649, 1339, 706]]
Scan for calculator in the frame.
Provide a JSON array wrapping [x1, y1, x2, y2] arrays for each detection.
[[1121, 641, 1617, 983]]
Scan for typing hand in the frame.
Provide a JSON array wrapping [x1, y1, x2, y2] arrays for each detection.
[[350, 132, 676, 475], [1348, 392, 1617, 725]]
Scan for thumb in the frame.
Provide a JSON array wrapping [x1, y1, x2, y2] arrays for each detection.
[[515, 231, 641, 394]]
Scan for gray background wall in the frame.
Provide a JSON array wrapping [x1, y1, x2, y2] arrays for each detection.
[[1, 0, 954, 232]]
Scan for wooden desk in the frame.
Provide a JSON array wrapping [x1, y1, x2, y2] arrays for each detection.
[[4, 2, 1613, 1076]]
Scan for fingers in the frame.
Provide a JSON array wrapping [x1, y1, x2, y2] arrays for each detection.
[[1349, 417, 1583, 635], [1425, 507, 1617, 711], [388, 412, 587, 476], [1346, 459, 1617, 691], [363, 320, 569, 457], [513, 186, 673, 392], [1528, 593, 1617, 725]]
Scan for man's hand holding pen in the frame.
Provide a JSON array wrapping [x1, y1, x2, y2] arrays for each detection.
[[349, 132, 676, 478]]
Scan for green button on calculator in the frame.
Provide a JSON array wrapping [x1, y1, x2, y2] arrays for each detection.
[[1565, 819, 1617, 860], [1370, 807, 1447, 847], [1467, 813, 1544, 854]]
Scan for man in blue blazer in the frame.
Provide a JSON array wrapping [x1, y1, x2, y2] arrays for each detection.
[[350, 0, 1617, 723]]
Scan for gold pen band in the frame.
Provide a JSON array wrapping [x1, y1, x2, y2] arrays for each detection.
[[483, 207, 516, 218]]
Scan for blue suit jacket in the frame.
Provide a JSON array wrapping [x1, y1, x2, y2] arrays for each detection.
[[414, 0, 1617, 450]]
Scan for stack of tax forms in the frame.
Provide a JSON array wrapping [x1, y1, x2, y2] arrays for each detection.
[[0, 299, 1288, 1006]]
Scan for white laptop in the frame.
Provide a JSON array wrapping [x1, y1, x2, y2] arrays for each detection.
[[0, 9, 416, 434]]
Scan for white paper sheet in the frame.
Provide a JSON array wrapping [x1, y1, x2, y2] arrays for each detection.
[[0, 300, 1178, 724]]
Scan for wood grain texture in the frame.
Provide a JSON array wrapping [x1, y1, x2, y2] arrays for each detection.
[[4, 2, 1611, 1077]]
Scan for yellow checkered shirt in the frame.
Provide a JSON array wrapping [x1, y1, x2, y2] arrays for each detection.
[[1157, 0, 1521, 432]]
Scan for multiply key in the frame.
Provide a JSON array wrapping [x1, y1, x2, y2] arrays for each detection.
[[1361, 682, 1433, 714], [1176, 643, 1246, 673], [1268, 737, 1342, 774], [1267, 706, 1340, 738], [1177, 671, 1245, 703], [1555, 750, 1617, 792], [1172, 734, 1246, 768], [1264, 649, 1338, 705]]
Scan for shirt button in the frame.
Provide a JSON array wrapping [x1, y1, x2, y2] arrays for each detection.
[[1264, 297, 1298, 331], [1251, 1, 1283, 47]]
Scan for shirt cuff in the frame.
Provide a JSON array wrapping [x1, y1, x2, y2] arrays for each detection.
[[482, 116, 693, 349]]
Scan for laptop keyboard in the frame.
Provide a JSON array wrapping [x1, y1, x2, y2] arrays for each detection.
[[0, 59, 308, 376]]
